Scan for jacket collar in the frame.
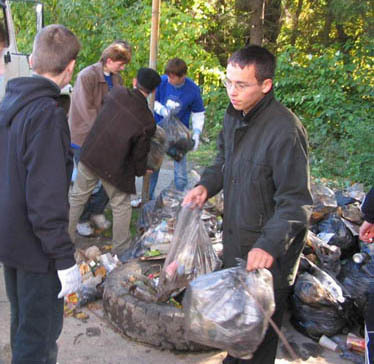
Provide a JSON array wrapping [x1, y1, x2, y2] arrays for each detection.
[[227, 90, 274, 126]]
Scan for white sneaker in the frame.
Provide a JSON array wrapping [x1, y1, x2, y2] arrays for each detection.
[[76, 221, 94, 237], [130, 198, 142, 208], [91, 214, 111, 230]]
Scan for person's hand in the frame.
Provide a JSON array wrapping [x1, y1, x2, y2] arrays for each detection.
[[57, 264, 82, 299], [192, 133, 200, 151], [182, 185, 208, 209], [154, 101, 169, 118], [246, 248, 274, 271], [359, 221, 374, 243]]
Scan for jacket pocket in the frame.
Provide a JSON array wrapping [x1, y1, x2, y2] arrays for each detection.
[[238, 158, 275, 226]]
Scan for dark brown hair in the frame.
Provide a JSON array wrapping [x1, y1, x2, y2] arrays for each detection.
[[164, 58, 187, 77], [228, 45, 276, 82]]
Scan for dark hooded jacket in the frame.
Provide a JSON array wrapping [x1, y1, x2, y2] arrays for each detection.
[[0, 76, 75, 273], [80, 86, 156, 195], [199, 91, 313, 289]]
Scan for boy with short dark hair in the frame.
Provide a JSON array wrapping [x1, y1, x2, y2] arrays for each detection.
[[149, 57, 205, 199], [0, 24, 81, 363]]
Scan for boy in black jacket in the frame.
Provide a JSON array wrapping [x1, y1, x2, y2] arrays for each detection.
[[0, 25, 81, 363]]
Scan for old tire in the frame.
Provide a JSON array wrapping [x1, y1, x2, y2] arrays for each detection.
[[103, 260, 210, 351]]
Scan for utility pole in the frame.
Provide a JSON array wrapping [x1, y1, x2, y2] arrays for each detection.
[[142, 0, 161, 203]]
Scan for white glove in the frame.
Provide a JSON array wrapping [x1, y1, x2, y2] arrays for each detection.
[[57, 264, 82, 299], [154, 101, 169, 118], [192, 133, 200, 151]]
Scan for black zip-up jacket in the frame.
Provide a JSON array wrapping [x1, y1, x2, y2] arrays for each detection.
[[362, 188, 374, 223], [199, 91, 313, 289], [0, 76, 76, 272]]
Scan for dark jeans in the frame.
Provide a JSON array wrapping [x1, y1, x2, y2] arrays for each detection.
[[73, 148, 109, 222], [223, 288, 290, 364], [4, 265, 64, 364]]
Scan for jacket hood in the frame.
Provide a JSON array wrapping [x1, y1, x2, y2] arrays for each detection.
[[0, 76, 60, 127]]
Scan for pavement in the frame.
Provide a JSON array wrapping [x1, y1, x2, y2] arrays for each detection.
[[0, 157, 358, 364]]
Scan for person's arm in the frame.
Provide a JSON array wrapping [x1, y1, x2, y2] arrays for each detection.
[[251, 126, 313, 267], [24, 105, 76, 270], [191, 111, 205, 151], [71, 72, 100, 131], [360, 188, 374, 242], [190, 86, 205, 150]]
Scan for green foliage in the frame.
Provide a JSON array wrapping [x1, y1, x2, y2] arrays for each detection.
[[9, 1, 38, 53], [8, 0, 374, 187], [275, 46, 374, 185]]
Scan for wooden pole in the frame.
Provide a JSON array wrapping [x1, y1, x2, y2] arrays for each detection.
[[141, 0, 161, 204]]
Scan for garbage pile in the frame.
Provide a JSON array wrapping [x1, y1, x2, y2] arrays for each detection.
[[119, 197, 223, 304], [122, 183, 223, 266], [64, 246, 120, 317], [290, 182, 369, 362]]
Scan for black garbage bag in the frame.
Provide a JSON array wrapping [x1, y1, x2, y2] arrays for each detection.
[[157, 206, 222, 301], [290, 256, 352, 340], [317, 213, 358, 258], [338, 247, 374, 313], [159, 114, 194, 162], [147, 125, 167, 171], [183, 259, 275, 359], [290, 295, 347, 340]]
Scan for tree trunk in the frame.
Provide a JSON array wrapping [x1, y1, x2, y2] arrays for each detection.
[[290, 0, 303, 46], [264, 0, 282, 47], [249, 0, 265, 45]]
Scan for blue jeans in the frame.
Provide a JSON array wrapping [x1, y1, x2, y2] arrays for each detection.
[[149, 155, 188, 200], [4, 265, 64, 364], [73, 148, 109, 222]]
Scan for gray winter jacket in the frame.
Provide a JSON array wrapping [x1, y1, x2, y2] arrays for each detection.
[[199, 91, 313, 289]]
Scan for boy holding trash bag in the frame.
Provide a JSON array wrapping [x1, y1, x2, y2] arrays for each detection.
[[183, 45, 312, 364]]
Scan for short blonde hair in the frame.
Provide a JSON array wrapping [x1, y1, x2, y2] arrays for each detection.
[[32, 24, 80, 76], [100, 40, 132, 65]]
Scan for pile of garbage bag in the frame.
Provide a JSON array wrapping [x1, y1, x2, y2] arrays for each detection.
[[183, 259, 275, 359], [123, 183, 223, 265], [291, 182, 368, 342], [290, 256, 352, 340]]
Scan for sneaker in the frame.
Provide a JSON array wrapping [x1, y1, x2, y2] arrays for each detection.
[[130, 198, 142, 208], [91, 214, 111, 230], [76, 221, 94, 237]]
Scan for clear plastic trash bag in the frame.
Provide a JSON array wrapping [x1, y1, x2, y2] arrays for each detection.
[[183, 259, 275, 359], [157, 206, 222, 301]]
